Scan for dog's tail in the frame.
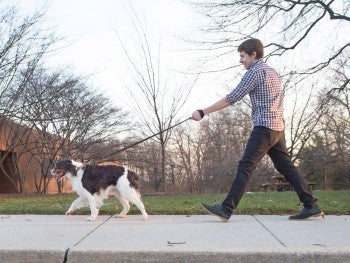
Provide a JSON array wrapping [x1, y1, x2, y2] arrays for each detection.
[[126, 169, 140, 190]]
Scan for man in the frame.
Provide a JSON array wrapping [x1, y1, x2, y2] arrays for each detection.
[[192, 38, 323, 222]]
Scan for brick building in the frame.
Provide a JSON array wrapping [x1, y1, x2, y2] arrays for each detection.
[[0, 118, 71, 194]]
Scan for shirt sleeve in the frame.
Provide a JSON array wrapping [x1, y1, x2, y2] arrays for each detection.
[[226, 70, 257, 105]]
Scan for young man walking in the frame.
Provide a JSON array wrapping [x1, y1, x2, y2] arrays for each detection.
[[192, 38, 323, 222]]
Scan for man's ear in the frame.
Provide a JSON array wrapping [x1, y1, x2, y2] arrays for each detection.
[[251, 51, 257, 59]]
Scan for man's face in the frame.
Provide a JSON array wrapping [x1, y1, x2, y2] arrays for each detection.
[[239, 51, 257, 70]]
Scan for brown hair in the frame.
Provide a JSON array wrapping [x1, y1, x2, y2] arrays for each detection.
[[238, 38, 264, 59]]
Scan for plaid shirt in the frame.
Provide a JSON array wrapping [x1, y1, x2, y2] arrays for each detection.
[[226, 60, 285, 131]]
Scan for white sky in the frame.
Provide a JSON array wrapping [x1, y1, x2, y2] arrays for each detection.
[[15, 0, 346, 131], [17, 0, 223, 121]]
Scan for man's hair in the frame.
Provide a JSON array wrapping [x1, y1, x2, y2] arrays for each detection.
[[238, 38, 264, 59]]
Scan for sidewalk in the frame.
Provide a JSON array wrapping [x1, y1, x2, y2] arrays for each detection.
[[0, 214, 349, 263]]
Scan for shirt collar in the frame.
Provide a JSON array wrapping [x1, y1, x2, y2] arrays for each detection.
[[249, 59, 263, 70]]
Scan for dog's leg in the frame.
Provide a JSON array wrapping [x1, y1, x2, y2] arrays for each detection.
[[119, 188, 148, 220], [66, 196, 88, 215], [116, 171, 148, 220], [93, 194, 104, 209], [82, 191, 99, 221], [115, 191, 130, 218], [128, 192, 149, 221]]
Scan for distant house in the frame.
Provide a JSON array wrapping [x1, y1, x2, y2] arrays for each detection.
[[0, 117, 72, 194]]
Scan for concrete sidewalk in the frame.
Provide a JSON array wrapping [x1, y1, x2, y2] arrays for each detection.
[[0, 214, 349, 263]]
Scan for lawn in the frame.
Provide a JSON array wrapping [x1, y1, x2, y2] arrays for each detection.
[[0, 190, 349, 216]]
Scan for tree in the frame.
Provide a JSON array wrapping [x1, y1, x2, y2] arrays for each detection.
[[1, 67, 130, 193], [171, 102, 277, 193], [299, 61, 350, 189], [286, 83, 325, 162], [186, 1, 349, 183], [114, 6, 198, 191], [172, 125, 200, 193], [190, 0, 349, 79], [0, 4, 56, 193], [22, 69, 130, 154], [0, 5, 55, 122]]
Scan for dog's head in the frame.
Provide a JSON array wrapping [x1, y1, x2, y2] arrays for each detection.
[[51, 160, 84, 181]]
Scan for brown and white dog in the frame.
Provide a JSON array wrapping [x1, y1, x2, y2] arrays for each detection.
[[51, 160, 148, 221]]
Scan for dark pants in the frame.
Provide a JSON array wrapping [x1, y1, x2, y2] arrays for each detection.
[[223, 126, 317, 212]]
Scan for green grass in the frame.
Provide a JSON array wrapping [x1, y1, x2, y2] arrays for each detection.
[[0, 190, 349, 215]]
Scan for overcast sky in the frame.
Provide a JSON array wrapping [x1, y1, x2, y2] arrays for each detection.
[[16, 0, 339, 124], [16, 0, 219, 120]]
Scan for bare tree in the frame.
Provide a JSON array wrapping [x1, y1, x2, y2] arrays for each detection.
[[114, 7, 198, 191], [189, 0, 349, 78], [23, 69, 130, 151], [286, 84, 326, 162], [171, 102, 276, 193], [172, 126, 199, 192], [316, 61, 350, 188], [1, 67, 131, 193], [0, 4, 56, 193], [326, 52, 350, 106], [0, 5, 55, 121], [300, 110, 350, 190], [298, 56, 350, 189], [185, 1, 349, 180]]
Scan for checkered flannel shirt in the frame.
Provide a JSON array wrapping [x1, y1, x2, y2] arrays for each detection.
[[226, 60, 285, 131]]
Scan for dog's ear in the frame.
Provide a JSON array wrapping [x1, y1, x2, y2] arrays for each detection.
[[71, 160, 84, 168], [54, 160, 77, 176], [61, 160, 75, 176]]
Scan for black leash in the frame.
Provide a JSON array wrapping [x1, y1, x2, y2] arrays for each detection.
[[111, 117, 192, 155]]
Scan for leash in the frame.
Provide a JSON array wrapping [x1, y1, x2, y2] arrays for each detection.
[[111, 117, 192, 155]]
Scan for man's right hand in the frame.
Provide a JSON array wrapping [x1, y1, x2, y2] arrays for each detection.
[[192, 110, 204, 121]]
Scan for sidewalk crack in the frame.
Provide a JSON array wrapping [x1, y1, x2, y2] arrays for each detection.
[[253, 216, 286, 247]]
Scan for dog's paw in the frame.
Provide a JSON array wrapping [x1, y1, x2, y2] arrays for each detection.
[[65, 210, 73, 215], [116, 213, 126, 218], [86, 216, 96, 221], [140, 214, 149, 221], [86, 210, 98, 221]]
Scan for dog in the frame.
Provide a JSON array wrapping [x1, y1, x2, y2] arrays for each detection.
[[51, 160, 148, 221]]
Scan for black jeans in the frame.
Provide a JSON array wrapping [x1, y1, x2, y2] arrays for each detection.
[[223, 126, 317, 212]]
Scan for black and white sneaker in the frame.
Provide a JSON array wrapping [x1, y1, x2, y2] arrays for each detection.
[[289, 205, 325, 220], [201, 203, 231, 222]]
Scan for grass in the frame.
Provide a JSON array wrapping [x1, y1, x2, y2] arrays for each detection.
[[0, 190, 349, 216]]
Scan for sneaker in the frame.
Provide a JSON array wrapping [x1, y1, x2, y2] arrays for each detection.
[[288, 205, 325, 220], [201, 203, 231, 222]]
